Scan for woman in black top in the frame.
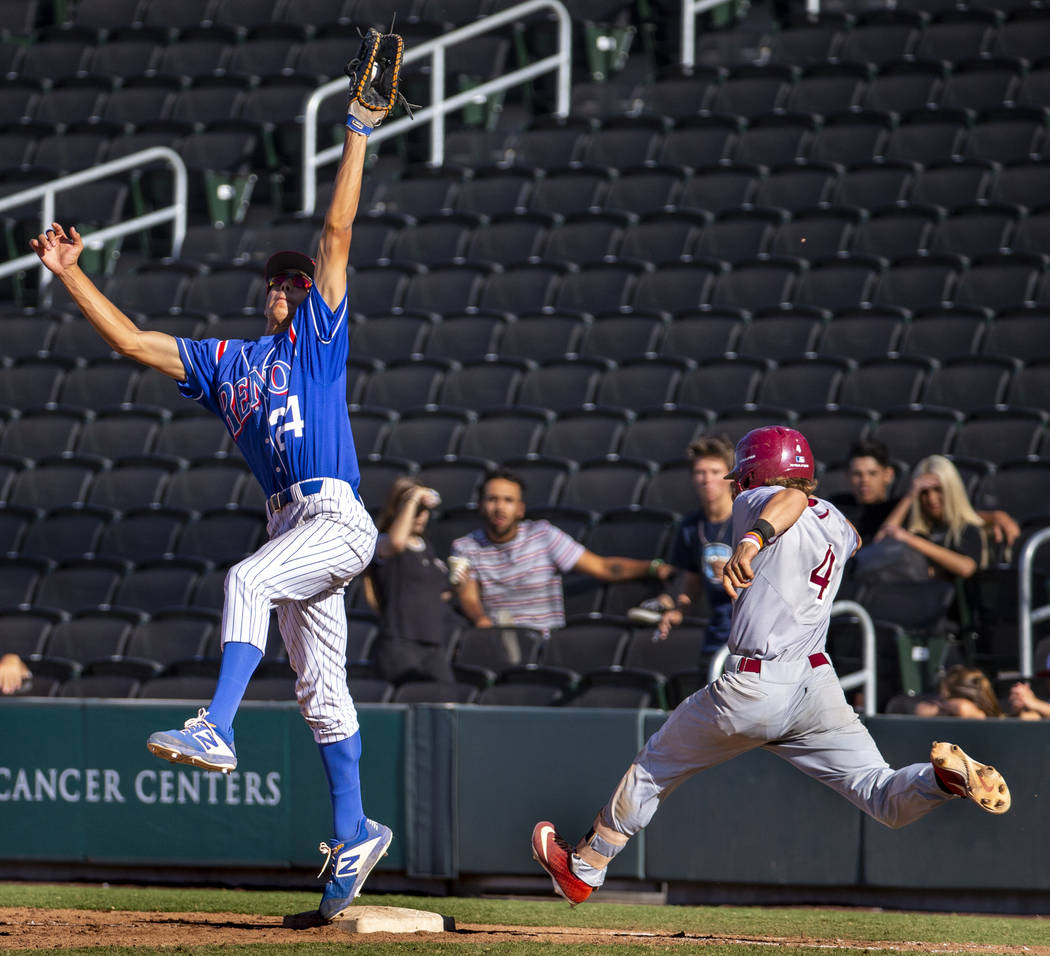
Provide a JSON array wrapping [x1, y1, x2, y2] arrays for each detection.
[[364, 478, 462, 684], [876, 454, 987, 581]]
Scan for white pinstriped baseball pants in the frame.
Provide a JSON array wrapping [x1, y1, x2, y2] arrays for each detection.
[[221, 478, 377, 743]]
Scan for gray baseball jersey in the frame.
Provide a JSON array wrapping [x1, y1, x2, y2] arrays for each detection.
[[728, 485, 858, 661], [571, 485, 951, 890]]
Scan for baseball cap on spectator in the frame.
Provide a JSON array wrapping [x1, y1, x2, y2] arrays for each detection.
[[264, 251, 315, 281]]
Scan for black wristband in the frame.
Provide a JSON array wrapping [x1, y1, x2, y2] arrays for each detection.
[[750, 518, 776, 547]]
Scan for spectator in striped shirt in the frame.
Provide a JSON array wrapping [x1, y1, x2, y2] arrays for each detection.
[[451, 469, 673, 634]]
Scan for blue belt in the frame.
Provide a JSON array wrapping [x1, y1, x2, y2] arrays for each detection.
[[267, 478, 325, 515]]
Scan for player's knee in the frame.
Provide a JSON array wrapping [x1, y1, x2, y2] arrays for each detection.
[[300, 707, 357, 742], [605, 763, 661, 835], [298, 687, 357, 741], [224, 560, 265, 601], [873, 808, 910, 830]]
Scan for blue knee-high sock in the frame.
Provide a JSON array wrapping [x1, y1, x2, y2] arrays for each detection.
[[319, 733, 365, 844], [207, 641, 263, 738]]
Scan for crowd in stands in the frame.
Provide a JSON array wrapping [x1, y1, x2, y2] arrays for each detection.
[[3, 0, 1050, 712]]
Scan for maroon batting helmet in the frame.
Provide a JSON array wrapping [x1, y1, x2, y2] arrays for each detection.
[[725, 426, 815, 492]]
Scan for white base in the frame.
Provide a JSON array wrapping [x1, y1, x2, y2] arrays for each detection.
[[334, 905, 449, 934]]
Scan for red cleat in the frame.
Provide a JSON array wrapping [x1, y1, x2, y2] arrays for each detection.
[[531, 821, 593, 906]]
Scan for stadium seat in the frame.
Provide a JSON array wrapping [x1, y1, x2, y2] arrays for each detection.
[[542, 618, 629, 672], [456, 407, 550, 463], [677, 357, 769, 412], [952, 407, 1048, 464], [817, 307, 906, 361], [558, 459, 653, 512], [659, 310, 744, 360], [620, 408, 711, 464], [0, 606, 65, 659], [734, 312, 824, 360], [896, 309, 989, 360], [540, 408, 629, 462], [869, 407, 963, 466]]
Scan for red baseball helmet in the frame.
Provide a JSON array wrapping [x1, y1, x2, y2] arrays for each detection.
[[726, 426, 815, 492]]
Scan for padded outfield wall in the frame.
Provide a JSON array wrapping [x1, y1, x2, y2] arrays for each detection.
[[0, 700, 1046, 909]]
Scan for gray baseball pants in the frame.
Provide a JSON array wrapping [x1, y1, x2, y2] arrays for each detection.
[[574, 656, 951, 887]]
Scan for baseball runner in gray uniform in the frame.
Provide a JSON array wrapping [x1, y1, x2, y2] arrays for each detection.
[[532, 426, 1011, 906]]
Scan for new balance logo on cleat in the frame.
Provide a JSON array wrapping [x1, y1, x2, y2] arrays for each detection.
[[146, 708, 237, 774], [191, 726, 224, 751], [334, 849, 358, 879]]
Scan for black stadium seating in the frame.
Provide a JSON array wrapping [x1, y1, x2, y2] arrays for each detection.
[[2, 0, 1049, 707]]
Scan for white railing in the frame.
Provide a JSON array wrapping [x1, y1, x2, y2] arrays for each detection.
[[706, 600, 877, 716], [301, 0, 573, 215], [0, 147, 187, 296], [1017, 527, 1050, 678], [680, 0, 820, 69]]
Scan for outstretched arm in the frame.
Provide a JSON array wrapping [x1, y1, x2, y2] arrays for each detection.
[[722, 487, 808, 599], [30, 223, 185, 380], [573, 550, 673, 582]]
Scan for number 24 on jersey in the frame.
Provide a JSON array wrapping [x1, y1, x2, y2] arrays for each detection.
[[269, 395, 305, 451]]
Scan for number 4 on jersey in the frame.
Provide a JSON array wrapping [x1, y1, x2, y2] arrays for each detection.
[[269, 394, 304, 451], [809, 544, 836, 600]]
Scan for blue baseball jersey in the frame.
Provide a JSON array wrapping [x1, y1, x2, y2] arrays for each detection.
[[175, 285, 360, 498]]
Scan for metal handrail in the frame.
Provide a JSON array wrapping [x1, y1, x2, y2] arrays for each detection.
[[301, 0, 573, 215], [681, 0, 743, 69], [0, 147, 187, 295], [680, 0, 820, 69], [1017, 526, 1050, 678], [706, 600, 877, 716]]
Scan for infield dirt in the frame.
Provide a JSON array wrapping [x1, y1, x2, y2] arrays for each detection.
[[2, 907, 1049, 952]]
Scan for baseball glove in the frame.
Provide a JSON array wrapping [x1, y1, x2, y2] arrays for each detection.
[[344, 28, 408, 132]]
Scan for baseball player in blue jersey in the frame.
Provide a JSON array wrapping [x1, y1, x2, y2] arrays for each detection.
[[30, 30, 407, 923], [532, 426, 1011, 906]]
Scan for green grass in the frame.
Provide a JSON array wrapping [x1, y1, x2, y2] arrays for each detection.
[[2, 883, 1048, 955]]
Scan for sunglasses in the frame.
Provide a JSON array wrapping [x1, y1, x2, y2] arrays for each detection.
[[267, 271, 312, 291]]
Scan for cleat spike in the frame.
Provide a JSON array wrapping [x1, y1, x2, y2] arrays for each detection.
[[930, 741, 1010, 815]]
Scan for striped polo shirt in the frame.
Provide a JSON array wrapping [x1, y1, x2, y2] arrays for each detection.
[[451, 520, 586, 633]]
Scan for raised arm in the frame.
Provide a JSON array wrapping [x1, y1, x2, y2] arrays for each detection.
[[313, 31, 403, 310], [375, 486, 440, 559], [30, 223, 185, 380], [312, 130, 368, 311]]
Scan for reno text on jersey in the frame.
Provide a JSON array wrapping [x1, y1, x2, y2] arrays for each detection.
[[216, 347, 293, 440]]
